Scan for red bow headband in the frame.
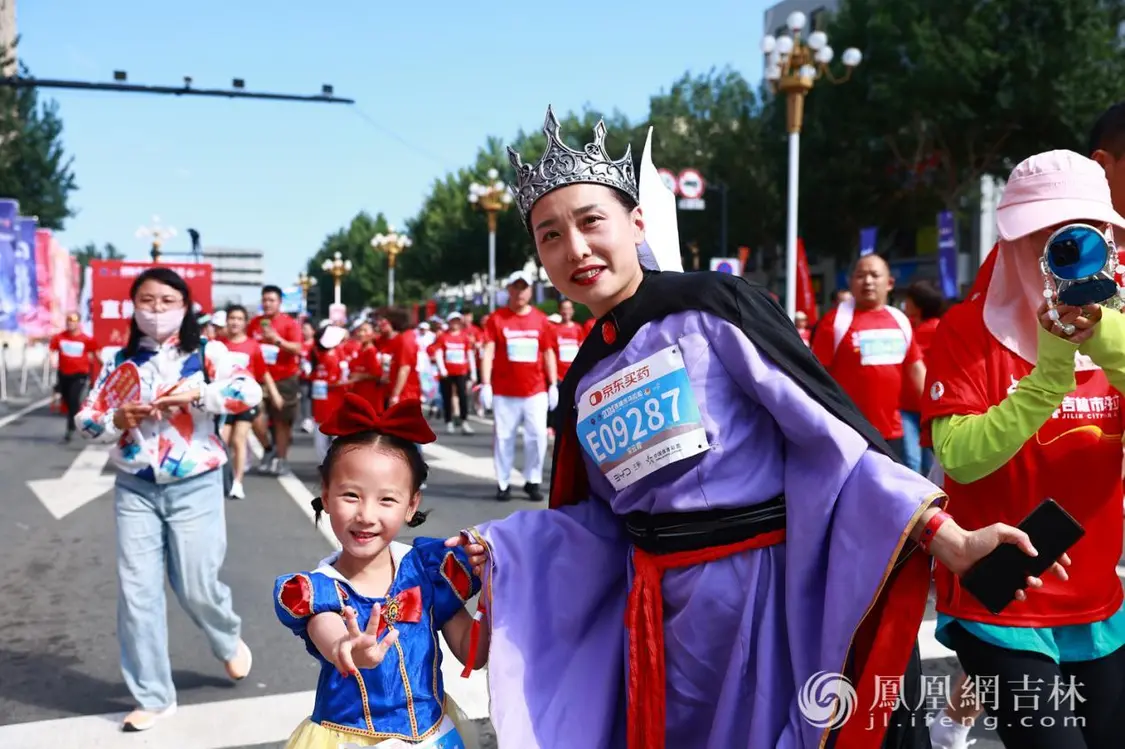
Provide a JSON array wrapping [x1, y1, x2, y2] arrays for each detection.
[[318, 394, 437, 444]]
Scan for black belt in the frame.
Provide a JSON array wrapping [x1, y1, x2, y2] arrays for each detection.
[[623, 494, 786, 555]]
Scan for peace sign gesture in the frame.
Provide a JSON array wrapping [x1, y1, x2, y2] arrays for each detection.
[[333, 605, 399, 676]]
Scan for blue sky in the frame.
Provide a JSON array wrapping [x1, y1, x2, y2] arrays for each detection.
[[20, 0, 768, 287]]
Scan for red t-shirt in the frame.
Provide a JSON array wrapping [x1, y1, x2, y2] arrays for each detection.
[[310, 348, 346, 425], [247, 313, 302, 381], [486, 307, 556, 398], [50, 332, 95, 376], [428, 331, 473, 377], [901, 317, 941, 412], [582, 318, 596, 336], [552, 321, 586, 380], [386, 330, 422, 403], [921, 299, 1124, 627], [339, 338, 363, 364], [221, 336, 268, 383], [811, 305, 921, 440], [350, 343, 385, 408]]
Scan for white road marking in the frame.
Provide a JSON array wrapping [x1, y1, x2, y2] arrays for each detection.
[[0, 396, 52, 430], [27, 445, 115, 519]]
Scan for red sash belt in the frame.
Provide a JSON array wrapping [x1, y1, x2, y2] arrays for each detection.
[[625, 528, 786, 749]]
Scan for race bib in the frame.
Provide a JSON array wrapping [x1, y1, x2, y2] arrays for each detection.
[[228, 351, 251, 369], [445, 347, 466, 365], [856, 329, 907, 366], [576, 344, 709, 491], [59, 339, 85, 358], [559, 342, 579, 363], [260, 344, 280, 365], [506, 336, 539, 364], [311, 380, 328, 400]]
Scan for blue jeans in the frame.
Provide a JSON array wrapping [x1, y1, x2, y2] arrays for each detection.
[[900, 410, 933, 475], [115, 469, 241, 710]]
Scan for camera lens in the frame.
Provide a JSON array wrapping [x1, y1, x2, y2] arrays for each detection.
[[1050, 238, 1081, 267]]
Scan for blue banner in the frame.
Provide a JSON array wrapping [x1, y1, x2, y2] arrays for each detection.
[[0, 199, 16, 330], [15, 215, 39, 321], [937, 211, 958, 298], [859, 226, 878, 257]]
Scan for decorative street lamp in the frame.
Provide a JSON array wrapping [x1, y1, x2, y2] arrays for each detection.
[[762, 13, 862, 319], [135, 215, 177, 262], [321, 251, 352, 306], [467, 168, 513, 312], [297, 272, 317, 315], [370, 227, 412, 307]]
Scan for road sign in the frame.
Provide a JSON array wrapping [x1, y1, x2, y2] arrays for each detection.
[[677, 198, 706, 211], [658, 168, 678, 195], [28, 446, 115, 519], [678, 169, 706, 200], [710, 257, 743, 275]]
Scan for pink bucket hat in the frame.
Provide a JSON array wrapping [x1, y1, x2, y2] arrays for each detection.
[[996, 149, 1125, 240]]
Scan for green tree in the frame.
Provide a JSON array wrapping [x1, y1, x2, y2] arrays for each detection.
[[306, 212, 396, 317], [72, 241, 123, 273], [0, 60, 78, 229], [793, 0, 1125, 262]]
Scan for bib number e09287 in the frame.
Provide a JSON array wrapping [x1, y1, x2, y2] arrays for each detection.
[[576, 344, 709, 491]]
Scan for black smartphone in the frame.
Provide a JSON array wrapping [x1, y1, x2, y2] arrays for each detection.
[[960, 498, 1084, 615]]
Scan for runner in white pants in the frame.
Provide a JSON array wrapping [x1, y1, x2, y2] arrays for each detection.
[[479, 271, 559, 502]]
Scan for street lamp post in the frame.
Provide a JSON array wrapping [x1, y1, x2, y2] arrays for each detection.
[[468, 168, 513, 312], [370, 227, 412, 307], [320, 251, 352, 306], [297, 272, 317, 315], [135, 215, 177, 262], [762, 13, 862, 319]]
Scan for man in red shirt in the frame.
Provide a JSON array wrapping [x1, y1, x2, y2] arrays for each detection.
[[380, 307, 422, 407], [220, 305, 282, 498], [428, 311, 476, 435], [49, 312, 97, 442], [247, 285, 303, 474], [811, 254, 924, 458], [480, 271, 559, 502]]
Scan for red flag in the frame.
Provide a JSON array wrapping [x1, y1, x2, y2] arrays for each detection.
[[795, 238, 818, 325]]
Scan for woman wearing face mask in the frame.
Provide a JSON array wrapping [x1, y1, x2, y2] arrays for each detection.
[[922, 150, 1125, 749], [446, 109, 1067, 749], [75, 267, 263, 732]]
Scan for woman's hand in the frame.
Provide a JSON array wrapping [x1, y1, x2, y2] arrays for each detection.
[[333, 605, 399, 676], [445, 533, 487, 577], [1038, 301, 1101, 345], [113, 402, 153, 430], [150, 388, 201, 414], [928, 519, 1071, 601]]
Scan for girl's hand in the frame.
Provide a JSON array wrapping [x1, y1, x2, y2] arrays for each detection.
[[113, 402, 153, 430], [930, 519, 1071, 601], [445, 534, 487, 577], [1038, 301, 1100, 344], [151, 388, 201, 411], [333, 605, 399, 676]]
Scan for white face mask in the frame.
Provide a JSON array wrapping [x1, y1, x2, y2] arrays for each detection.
[[135, 307, 185, 341]]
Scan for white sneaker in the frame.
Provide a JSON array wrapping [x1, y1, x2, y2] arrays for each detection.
[[122, 704, 177, 732], [460, 422, 474, 435], [301, 418, 314, 434], [446, 422, 455, 434], [229, 481, 245, 500]]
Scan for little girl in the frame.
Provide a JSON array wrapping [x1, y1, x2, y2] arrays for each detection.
[[274, 393, 486, 748]]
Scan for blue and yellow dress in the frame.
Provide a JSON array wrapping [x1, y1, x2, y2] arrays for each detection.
[[274, 538, 481, 748]]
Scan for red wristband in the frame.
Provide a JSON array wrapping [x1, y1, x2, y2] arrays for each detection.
[[919, 510, 952, 554]]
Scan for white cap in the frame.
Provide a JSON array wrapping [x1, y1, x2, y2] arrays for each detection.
[[547, 313, 562, 323], [211, 310, 227, 328], [506, 270, 533, 287], [447, 311, 463, 322], [319, 325, 347, 349], [419, 321, 431, 331]]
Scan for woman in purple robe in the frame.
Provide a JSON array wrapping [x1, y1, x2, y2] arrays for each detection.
[[446, 108, 1068, 749]]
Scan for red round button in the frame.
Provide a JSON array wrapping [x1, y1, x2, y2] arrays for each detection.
[[601, 321, 617, 345]]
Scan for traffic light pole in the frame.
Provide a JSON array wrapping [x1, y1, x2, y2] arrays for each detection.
[[0, 76, 354, 104]]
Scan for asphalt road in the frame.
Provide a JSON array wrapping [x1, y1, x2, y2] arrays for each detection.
[[1, 388, 1119, 749]]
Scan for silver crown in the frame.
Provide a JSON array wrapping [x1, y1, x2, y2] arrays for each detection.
[[507, 105, 638, 226]]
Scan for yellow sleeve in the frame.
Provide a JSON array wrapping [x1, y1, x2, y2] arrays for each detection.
[[933, 326, 1079, 485], [1080, 309, 1125, 394]]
